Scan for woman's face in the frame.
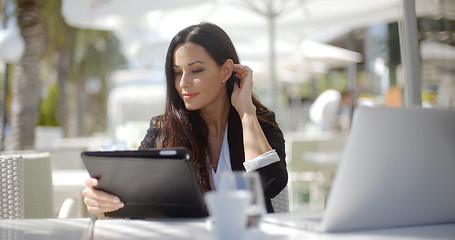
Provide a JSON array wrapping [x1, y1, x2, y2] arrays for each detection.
[[173, 42, 229, 112]]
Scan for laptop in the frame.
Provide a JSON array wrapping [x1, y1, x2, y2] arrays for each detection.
[[265, 106, 455, 232], [81, 148, 208, 219]]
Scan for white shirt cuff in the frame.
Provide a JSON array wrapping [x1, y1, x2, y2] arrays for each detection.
[[243, 149, 280, 172]]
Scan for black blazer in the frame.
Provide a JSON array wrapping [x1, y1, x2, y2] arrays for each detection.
[[139, 107, 288, 213]]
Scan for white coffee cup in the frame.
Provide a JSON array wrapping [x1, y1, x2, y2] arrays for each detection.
[[205, 190, 252, 239], [219, 171, 267, 228]]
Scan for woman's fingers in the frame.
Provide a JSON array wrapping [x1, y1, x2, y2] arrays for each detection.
[[85, 177, 98, 188], [83, 195, 123, 208], [82, 187, 121, 203], [83, 177, 121, 203], [86, 203, 122, 215], [233, 64, 252, 83], [84, 197, 100, 208], [82, 188, 124, 215], [84, 197, 124, 213], [233, 63, 251, 72], [231, 64, 256, 117], [233, 64, 253, 89], [82, 177, 124, 216]]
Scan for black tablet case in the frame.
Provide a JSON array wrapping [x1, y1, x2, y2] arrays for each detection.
[[81, 148, 207, 218]]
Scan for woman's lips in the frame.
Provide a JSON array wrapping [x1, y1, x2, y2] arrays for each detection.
[[182, 93, 198, 100]]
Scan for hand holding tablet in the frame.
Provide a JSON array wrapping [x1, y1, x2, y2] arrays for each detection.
[[81, 148, 207, 219], [82, 177, 124, 219]]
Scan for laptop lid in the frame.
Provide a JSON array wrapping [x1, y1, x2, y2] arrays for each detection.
[[321, 106, 455, 232], [81, 148, 207, 219]]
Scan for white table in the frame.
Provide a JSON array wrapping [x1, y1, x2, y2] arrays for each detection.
[[93, 218, 309, 240], [93, 217, 455, 240], [0, 218, 92, 240], [315, 223, 455, 240], [1, 216, 454, 240]]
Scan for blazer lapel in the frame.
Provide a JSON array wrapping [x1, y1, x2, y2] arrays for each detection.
[[227, 107, 245, 171]]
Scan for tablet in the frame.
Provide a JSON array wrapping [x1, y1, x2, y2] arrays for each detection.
[[81, 148, 207, 219]]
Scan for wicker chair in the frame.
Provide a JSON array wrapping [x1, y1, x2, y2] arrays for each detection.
[[0, 152, 55, 219], [271, 186, 290, 213], [0, 155, 24, 219]]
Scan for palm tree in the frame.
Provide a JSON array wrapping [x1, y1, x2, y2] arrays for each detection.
[[7, 0, 45, 150], [0, 0, 7, 27], [5, 0, 125, 149], [66, 29, 125, 137], [0, 0, 9, 151], [41, 0, 74, 136]]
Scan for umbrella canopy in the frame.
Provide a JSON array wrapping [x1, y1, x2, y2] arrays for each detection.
[[61, 0, 441, 72], [61, 0, 441, 108], [62, 0, 396, 66], [62, 0, 208, 30]]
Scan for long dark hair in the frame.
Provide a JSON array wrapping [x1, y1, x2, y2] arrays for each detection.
[[157, 22, 270, 191]]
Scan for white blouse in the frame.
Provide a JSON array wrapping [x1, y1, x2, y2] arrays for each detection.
[[209, 124, 280, 189]]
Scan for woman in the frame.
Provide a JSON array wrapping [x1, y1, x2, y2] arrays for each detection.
[[82, 22, 287, 218]]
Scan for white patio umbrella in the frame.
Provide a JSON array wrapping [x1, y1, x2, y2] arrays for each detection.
[[62, 0, 208, 30], [62, 0, 434, 108], [63, 0, 310, 110], [277, 40, 363, 83]]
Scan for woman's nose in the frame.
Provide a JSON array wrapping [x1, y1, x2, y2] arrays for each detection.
[[179, 72, 192, 88]]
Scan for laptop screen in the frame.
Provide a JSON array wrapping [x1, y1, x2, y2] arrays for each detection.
[[322, 106, 455, 232]]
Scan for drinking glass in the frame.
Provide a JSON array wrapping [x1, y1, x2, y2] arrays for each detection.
[[219, 171, 267, 228]]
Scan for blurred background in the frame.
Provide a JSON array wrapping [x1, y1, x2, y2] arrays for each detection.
[[0, 0, 454, 218]]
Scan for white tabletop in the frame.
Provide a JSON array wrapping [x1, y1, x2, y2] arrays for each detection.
[[0, 217, 454, 240], [93, 218, 304, 240], [0, 218, 92, 240], [93, 217, 455, 240]]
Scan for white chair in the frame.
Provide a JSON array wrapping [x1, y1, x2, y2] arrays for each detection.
[[309, 89, 341, 132], [285, 133, 346, 212], [57, 197, 78, 218], [0, 152, 55, 219], [23, 152, 55, 218], [0, 155, 24, 219], [271, 186, 289, 213]]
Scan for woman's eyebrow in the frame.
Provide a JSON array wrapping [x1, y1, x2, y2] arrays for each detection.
[[173, 60, 204, 68], [188, 60, 204, 66], [172, 60, 204, 67]]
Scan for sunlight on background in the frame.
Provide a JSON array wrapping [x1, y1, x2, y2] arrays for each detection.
[[0, 0, 454, 218]]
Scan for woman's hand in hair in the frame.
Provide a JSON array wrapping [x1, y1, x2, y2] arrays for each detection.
[[82, 177, 124, 219], [231, 64, 256, 118]]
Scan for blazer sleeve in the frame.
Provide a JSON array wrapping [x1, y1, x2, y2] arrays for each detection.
[[138, 116, 161, 150], [256, 111, 288, 199]]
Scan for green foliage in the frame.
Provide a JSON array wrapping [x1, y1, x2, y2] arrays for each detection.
[[422, 90, 437, 104], [39, 83, 59, 126], [41, 0, 73, 64], [71, 29, 126, 80], [320, 70, 348, 92], [37, 0, 126, 135], [298, 81, 313, 100], [0, 64, 15, 123], [298, 70, 348, 100], [68, 29, 126, 135]]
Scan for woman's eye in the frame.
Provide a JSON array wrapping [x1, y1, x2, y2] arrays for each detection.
[[193, 68, 204, 74], [174, 71, 182, 76]]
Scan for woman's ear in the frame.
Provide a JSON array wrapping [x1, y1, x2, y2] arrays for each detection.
[[221, 59, 234, 82]]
